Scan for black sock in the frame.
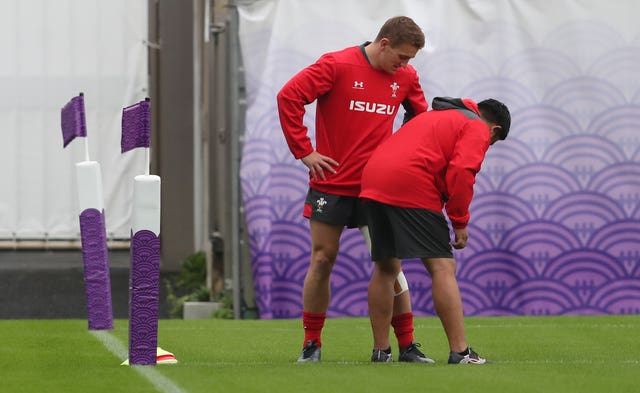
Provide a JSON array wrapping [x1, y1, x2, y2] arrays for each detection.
[[457, 347, 470, 356]]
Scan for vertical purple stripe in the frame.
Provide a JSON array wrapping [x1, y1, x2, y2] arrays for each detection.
[[121, 99, 151, 153], [79, 208, 114, 330], [128, 229, 160, 365], [61, 94, 87, 148]]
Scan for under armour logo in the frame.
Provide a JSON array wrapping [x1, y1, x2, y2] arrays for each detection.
[[353, 81, 364, 89]]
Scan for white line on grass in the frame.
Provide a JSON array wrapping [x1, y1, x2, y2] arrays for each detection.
[[187, 359, 638, 367], [187, 360, 380, 367], [415, 323, 640, 329], [162, 321, 639, 332], [466, 323, 640, 329], [497, 359, 639, 365], [90, 330, 187, 393]]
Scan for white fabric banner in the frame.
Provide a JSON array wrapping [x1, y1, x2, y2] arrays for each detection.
[[0, 0, 148, 239]]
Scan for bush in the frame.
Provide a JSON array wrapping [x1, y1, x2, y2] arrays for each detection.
[[165, 251, 210, 318], [212, 291, 234, 319]]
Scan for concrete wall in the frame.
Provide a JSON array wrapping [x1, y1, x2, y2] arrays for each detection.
[[150, 0, 196, 272]]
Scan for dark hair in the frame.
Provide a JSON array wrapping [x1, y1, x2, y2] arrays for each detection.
[[478, 99, 511, 140], [375, 16, 425, 49]]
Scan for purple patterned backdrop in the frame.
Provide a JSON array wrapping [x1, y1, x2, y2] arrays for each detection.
[[238, 4, 640, 319]]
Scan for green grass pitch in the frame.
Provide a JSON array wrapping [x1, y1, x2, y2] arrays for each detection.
[[1, 315, 638, 393]]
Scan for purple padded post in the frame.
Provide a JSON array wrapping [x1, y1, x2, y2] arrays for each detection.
[[128, 229, 160, 365], [79, 208, 114, 330]]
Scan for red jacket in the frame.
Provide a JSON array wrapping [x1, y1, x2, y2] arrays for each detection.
[[277, 44, 427, 196], [360, 97, 491, 229]]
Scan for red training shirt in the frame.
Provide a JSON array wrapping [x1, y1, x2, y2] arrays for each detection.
[[277, 44, 427, 197], [360, 97, 491, 229]]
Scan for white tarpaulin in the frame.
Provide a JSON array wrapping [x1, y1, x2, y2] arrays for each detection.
[[0, 0, 148, 240]]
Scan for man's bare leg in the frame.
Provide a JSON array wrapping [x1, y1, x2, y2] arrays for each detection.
[[297, 220, 343, 362], [423, 257, 467, 352], [368, 258, 402, 350], [303, 221, 343, 313]]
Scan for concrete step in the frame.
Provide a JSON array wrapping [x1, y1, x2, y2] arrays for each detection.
[[0, 250, 172, 319]]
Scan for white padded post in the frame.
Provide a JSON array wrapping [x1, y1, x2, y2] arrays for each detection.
[[132, 175, 161, 235], [76, 161, 104, 211]]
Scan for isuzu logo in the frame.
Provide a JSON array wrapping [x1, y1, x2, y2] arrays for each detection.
[[348, 100, 396, 115]]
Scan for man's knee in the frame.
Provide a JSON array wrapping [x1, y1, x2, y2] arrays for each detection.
[[309, 247, 338, 277], [423, 258, 457, 276]]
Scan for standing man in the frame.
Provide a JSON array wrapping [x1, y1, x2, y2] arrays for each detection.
[[277, 16, 432, 363], [361, 97, 511, 364]]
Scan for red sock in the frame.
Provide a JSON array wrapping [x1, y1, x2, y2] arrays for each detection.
[[302, 311, 326, 348], [391, 312, 415, 350]]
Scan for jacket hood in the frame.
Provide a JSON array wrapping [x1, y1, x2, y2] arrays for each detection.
[[432, 97, 479, 118]]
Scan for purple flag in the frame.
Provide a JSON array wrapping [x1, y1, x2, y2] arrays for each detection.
[[60, 93, 87, 148], [121, 98, 151, 153]]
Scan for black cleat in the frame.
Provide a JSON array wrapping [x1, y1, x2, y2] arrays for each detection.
[[371, 347, 393, 363], [448, 347, 489, 364], [297, 340, 321, 362], [398, 342, 435, 364]]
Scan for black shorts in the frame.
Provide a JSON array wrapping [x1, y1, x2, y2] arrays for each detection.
[[364, 200, 453, 260], [303, 188, 366, 228]]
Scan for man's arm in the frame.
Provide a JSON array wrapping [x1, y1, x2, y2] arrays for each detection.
[[276, 54, 336, 159], [444, 120, 491, 229], [401, 67, 428, 124]]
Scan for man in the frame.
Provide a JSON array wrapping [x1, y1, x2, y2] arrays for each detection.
[[360, 97, 511, 364], [277, 16, 433, 363]]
